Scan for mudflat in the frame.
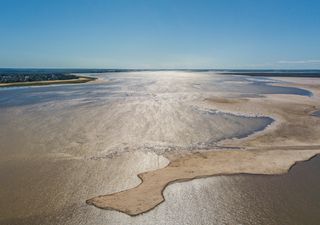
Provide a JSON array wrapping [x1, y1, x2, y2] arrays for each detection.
[[1, 71, 320, 224], [86, 74, 320, 216]]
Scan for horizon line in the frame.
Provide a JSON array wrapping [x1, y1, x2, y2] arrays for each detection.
[[1, 67, 320, 71]]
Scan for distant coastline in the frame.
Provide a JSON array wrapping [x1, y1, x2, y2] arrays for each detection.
[[1, 68, 320, 88], [0, 75, 96, 87], [0, 69, 97, 87], [1, 68, 320, 76]]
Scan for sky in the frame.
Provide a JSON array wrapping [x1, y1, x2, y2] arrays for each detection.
[[1, 0, 320, 69]]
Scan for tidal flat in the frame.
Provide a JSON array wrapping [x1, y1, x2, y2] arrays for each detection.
[[1, 71, 320, 225]]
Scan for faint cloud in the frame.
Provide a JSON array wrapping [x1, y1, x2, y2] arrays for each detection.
[[277, 59, 320, 64]]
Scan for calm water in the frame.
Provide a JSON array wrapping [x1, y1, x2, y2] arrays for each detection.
[[0, 71, 318, 225], [312, 110, 320, 117], [1, 153, 319, 225], [158, 155, 320, 225]]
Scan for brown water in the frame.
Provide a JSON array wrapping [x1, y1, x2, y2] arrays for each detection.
[[158, 155, 320, 225], [1, 154, 319, 225], [0, 71, 319, 225]]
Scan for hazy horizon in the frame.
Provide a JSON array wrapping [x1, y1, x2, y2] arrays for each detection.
[[2, 68, 320, 71]]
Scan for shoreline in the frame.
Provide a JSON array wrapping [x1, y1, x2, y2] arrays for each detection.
[[0, 75, 97, 87]]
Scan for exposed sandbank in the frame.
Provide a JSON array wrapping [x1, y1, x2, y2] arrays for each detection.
[[87, 149, 320, 216]]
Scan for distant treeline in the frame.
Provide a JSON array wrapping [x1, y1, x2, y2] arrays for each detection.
[[0, 68, 139, 83], [0, 73, 79, 83]]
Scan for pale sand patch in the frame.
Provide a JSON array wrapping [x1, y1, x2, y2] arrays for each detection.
[[86, 149, 320, 216]]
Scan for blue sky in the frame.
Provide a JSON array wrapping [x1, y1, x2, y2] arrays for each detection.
[[1, 0, 320, 69]]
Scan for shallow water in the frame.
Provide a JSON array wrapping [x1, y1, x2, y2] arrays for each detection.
[[0, 71, 317, 225], [312, 110, 320, 117], [153, 155, 320, 225], [0, 71, 278, 158], [1, 153, 319, 225]]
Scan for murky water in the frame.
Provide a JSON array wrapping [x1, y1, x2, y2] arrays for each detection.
[[0, 71, 318, 225], [155, 155, 320, 225], [312, 110, 320, 117]]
